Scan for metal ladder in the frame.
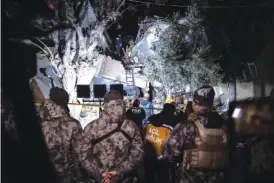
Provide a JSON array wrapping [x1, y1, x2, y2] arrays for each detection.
[[125, 68, 135, 86]]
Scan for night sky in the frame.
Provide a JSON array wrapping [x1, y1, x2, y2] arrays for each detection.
[[107, 0, 274, 76]]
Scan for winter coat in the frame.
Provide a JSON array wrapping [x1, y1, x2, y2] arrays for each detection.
[[126, 107, 146, 134], [143, 106, 177, 183], [39, 100, 84, 183], [83, 99, 144, 183], [148, 107, 178, 128], [161, 110, 227, 183], [144, 108, 177, 157], [140, 99, 153, 126]]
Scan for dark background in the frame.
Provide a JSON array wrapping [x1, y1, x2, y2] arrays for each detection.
[[107, 0, 274, 77]]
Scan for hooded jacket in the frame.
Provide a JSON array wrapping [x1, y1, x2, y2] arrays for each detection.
[[144, 104, 176, 157], [83, 99, 144, 182], [126, 107, 146, 134], [148, 103, 177, 128], [39, 100, 84, 183], [162, 110, 227, 183]]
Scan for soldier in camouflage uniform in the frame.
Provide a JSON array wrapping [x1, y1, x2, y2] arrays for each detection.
[[161, 85, 229, 183], [83, 90, 144, 183], [39, 98, 85, 183], [49, 87, 81, 126]]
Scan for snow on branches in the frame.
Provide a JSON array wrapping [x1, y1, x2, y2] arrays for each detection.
[[32, 0, 127, 102], [90, 0, 126, 22], [132, 3, 223, 95]]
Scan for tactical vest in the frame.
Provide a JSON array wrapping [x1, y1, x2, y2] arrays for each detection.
[[182, 120, 228, 171], [145, 123, 173, 157]]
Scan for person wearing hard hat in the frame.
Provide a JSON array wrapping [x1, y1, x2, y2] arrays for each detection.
[[165, 96, 174, 103], [174, 99, 189, 124], [182, 99, 189, 112], [140, 93, 154, 127]]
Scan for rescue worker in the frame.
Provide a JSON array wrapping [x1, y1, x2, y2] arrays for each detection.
[[175, 100, 193, 124], [39, 89, 85, 183], [176, 100, 195, 128], [83, 90, 144, 183], [115, 34, 122, 56], [49, 87, 82, 126], [165, 96, 175, 104], [140, 93, 153, 127], [182, 99, 189, 112], [144, 103, 177, 183], [126, 99, 146, 135], [161, 85, 229, 183]]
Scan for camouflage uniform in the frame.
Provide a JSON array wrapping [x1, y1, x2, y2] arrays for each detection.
[[161, 111, 226, 183], [39, 100, 86, 183], [83, 98, 144, 182]]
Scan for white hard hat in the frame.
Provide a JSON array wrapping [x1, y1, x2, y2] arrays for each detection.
[[144, 93, 150, 99]]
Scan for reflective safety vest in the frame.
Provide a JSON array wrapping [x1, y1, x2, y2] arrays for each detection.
[[144, 123, 173, 157], [182, 120, 229, 170]]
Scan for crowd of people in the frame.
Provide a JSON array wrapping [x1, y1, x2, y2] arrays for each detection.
[[3, 80, 274, 183], [2, 0, 274, 182], [37, 85, 274, 183], [1, 84, 236, 183]]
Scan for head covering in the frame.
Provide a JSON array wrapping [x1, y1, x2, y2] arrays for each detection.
[[49, 87, 70, 112], [50, 87, 69, 106], [165, 96, 174, 103], [162, 103, 176, 116], [133, 99, 140, 107], [193, 85, 215, 108], [104, 90, 123, 103], [144, 93, 150, 99]]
